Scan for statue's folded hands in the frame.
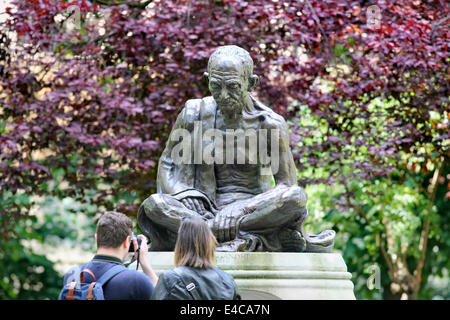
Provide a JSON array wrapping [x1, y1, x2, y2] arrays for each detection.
[[208, 207, 247, 243], [181, 197, 215, 219]]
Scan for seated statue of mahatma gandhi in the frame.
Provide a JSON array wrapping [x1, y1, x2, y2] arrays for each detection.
[[138, 45, 335, 252]]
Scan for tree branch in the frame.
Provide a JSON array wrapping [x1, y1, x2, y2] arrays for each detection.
[[304, 0, 329, 43], [376, 233, 395, 279], [344, 183, 370, 224], [430, 15, 450, 40], [91, 0, 153, 9], [344, 183, 396, 279], [60, 31, 118, 52], [414, 157, 444, 284]]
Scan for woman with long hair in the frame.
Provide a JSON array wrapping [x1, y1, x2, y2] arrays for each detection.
[[151, 216, 240, 300]]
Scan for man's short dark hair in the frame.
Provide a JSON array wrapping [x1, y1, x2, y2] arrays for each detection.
[[96, 211, 133, 248]]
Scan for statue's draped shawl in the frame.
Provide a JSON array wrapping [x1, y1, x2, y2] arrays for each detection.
[[156, 95, 273, 209]]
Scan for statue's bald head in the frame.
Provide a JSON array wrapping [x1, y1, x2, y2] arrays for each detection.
[[207, 45, 254, 79]]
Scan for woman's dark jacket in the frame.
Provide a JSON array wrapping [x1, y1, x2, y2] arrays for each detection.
[[151, 265, 240, 300]]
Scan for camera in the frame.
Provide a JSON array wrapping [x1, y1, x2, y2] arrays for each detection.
[[128, 236, 142, 252]]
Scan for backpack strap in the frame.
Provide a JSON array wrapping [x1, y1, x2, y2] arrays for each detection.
[[173, 267, 201, 300], [80, 269, 96, 283], [96, 265, 126, 286], [86, 282, 96, 300], [66, 281, 77, 300]]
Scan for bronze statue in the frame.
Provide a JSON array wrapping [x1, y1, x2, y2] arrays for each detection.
[[138, 45, 335, 252]]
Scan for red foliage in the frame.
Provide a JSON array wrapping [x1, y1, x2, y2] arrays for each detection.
[[0, 0, 448, 230]]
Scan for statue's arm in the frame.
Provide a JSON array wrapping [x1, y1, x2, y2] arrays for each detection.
[[157, 99, 200, 194], [269, 116, 297, 186], [157, 106, 187, 193]]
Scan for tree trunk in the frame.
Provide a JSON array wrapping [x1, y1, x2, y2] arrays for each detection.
[[385, 272, 420, 300]]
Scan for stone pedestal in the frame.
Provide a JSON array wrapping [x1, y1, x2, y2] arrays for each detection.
[[135, 251, 355, 300]]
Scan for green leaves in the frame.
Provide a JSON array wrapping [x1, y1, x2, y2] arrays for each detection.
[[303, 168, 448, 299], [0, 216, 62, 300]]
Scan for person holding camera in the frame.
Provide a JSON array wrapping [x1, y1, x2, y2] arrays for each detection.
[[151, 216, 240, 300], [61, 211, 158, 300]]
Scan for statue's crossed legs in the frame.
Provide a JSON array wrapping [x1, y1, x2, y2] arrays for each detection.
[[138, 185, 312, 252]]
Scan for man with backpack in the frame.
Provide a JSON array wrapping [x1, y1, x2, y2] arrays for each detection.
[[59, 211, 158, 300]]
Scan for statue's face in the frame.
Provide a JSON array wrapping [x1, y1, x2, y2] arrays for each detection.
[[208, 58, 249, 112]]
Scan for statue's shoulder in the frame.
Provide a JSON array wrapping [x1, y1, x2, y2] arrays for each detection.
[[181, 96, 216, 125], [182, 98, 202, 123], [263, 110, 287, 128], [252, 98, 288, 130]]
